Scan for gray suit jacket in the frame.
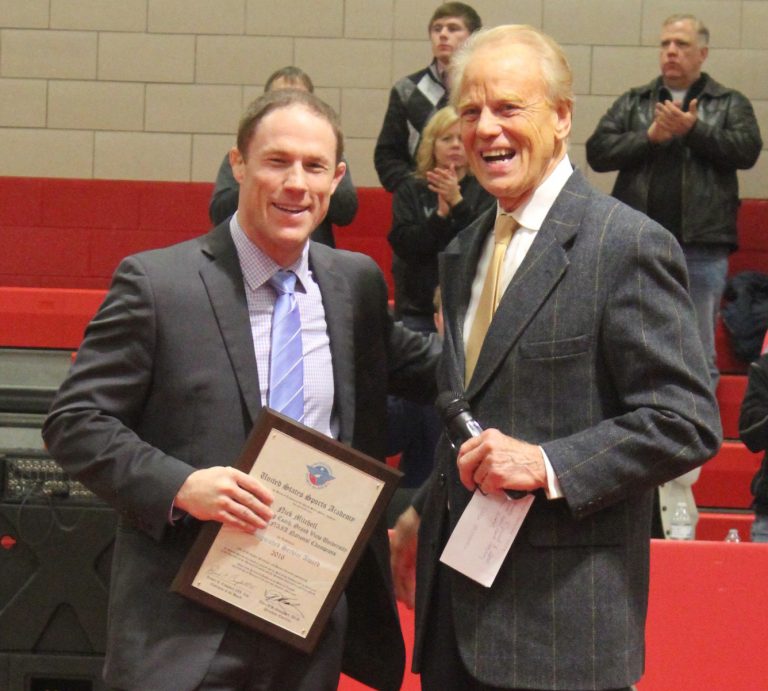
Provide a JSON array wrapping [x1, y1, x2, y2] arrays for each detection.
[[413, 170, 721, 689], [43, 222, 436, 691]]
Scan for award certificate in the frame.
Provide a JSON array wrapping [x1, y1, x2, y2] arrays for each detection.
[[172, 408, 401, 653]]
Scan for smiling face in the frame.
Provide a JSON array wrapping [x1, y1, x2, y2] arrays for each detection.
[[455, 41, 571, 211], [433, 121, 467, 171], [430, 15, 471, 66], [230, 104, 345, 266], [659, 19, 708, 90]]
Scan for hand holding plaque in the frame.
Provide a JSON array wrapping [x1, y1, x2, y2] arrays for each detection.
[[172, 408, 401, 653]]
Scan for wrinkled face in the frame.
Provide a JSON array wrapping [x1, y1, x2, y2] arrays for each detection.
[[659, 19, 708, 90], [456, 42, 571, 211], [231, 104, 345, 266], [433, 122, 466, 170], [429, 15, 471, 66]]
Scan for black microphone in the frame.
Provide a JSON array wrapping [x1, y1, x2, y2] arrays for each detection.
[[435, 392, 528, 499], [435, 392, 482, 450]]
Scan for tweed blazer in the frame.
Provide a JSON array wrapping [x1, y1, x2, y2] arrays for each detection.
[[43, 222, 436, 691], [412, 169, 721, 689]]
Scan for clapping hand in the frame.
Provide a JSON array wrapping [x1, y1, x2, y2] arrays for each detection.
[[649, 98, 698, 143], [426, 164, 462, 217]]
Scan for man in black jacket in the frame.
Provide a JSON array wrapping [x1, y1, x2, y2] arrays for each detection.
[[586, 13, 762, 392]]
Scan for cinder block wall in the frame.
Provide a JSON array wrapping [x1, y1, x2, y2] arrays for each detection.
[[0, 0, 766, 196]]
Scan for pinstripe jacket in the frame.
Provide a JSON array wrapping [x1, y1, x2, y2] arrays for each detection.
[[413, 169, 721, 689]]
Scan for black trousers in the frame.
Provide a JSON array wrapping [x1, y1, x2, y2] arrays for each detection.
[[193, 594, 347, 691]]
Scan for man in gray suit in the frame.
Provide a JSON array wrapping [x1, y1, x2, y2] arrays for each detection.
[[391, 25, 721, 690], [43, 89, 436, 691]]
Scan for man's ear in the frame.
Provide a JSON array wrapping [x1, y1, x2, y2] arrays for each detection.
[[229, 146, 245, 184], [330, 160, 347, 195], [553, 102, 572, 142]]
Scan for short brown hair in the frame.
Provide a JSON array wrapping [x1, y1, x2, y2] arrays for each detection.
[[236, 89, 343, 164], [429, 2, 481, 33], [264, 66, 315, 93]]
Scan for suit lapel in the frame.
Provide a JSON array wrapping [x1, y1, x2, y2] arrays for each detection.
[[463, 171, 590, 398], [310, 244, 356, 445], [198, 223, 262, 424]]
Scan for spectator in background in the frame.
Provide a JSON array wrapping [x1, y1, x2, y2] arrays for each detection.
[[374, 2, 481, 192], [209, 66, 358, 247], [738, 348, 768, 542], [389, 105, 494, 329], [586, 14, 762, 392], [586, 14, 761, 538]]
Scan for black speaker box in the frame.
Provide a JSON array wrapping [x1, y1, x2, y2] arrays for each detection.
[[0, 652, 108, 691], [0, 501, 116, 655]]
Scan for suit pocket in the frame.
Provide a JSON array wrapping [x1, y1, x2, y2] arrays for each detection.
[[519, 333, 591, 360]]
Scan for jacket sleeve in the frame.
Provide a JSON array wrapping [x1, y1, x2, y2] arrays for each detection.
[[685, 91, 763, 170], [543, 216, 722, 519], [739, 357, 768, 452], [41, 257, 195, 542], [326, 156, 359, 227], [386, 320, 440, 405], [586, 92, 656, 172], [388, 178, 484, 261], [388, 179, 436, 260], [208, 153, 239, 225], [374, 87, 415, 192]]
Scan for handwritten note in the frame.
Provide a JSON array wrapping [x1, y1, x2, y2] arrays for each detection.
[[440, 490, 534, 587]]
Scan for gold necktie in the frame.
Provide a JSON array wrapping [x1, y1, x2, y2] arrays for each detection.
[[465, 214, 517, 384]]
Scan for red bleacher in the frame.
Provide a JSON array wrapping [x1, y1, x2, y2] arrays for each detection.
[[717, 374, 748, 439], [726, 198, 768, 276], [0, 177, 213, 289], [695, 440, 762, 509], [0, 175, 394, 295]]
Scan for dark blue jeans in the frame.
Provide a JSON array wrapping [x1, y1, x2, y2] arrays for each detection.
[[682, 244, 729, 392]]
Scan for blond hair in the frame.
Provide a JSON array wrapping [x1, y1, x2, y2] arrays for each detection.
[[450, 24, 574, 110], [414, 106, 461, 177]]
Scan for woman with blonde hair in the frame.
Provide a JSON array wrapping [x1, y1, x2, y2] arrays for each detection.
[[389, 105, 493, 329], [385, 107, 492, 510]]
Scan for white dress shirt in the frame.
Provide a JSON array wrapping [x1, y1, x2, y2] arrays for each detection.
[[461, 155, 574, 498], [230, 215, 337, 439]]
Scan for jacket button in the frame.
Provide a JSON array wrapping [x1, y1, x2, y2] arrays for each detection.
[[438, 473, 446, 487]]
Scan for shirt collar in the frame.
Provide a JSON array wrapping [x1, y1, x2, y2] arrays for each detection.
[[430, 59, 448, 87], [229, 212, 310, 293], [497, 154, 574, 230]]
